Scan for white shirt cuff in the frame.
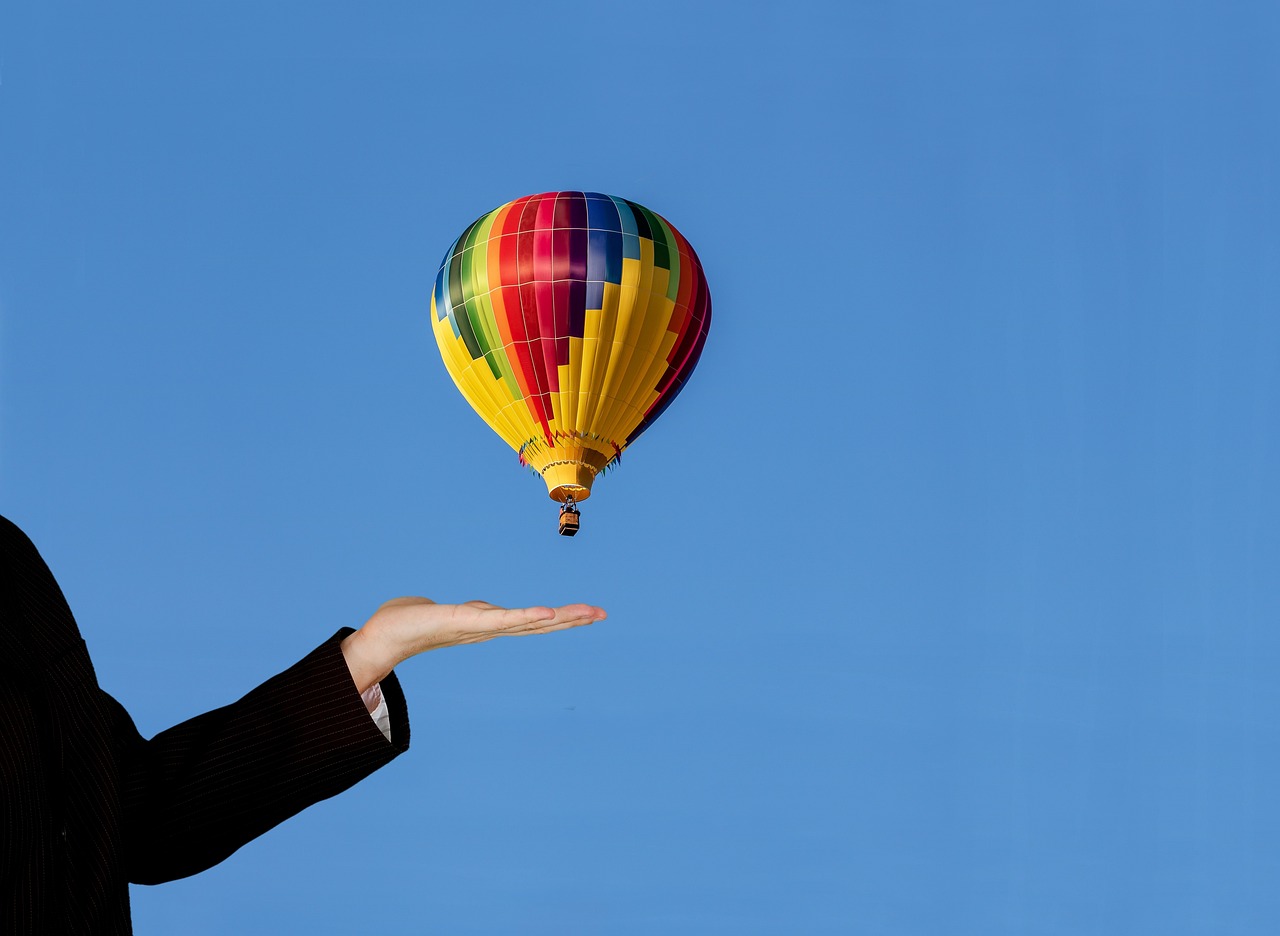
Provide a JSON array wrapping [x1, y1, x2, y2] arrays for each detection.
[[361, 683, 392, 743]]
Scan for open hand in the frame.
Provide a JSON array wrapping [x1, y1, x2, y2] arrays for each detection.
[[341, 597, 606, 693]]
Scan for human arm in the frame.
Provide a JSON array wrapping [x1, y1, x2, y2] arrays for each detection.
[[114, 628, 408, 885], [114, 599, 602, 884]]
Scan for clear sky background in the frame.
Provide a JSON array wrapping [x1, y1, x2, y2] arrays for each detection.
[[2, 2, 1279, 933]]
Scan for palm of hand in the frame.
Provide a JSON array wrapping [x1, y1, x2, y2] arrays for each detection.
[[341, 597, 607, 694], [371, 597, 606, 655]]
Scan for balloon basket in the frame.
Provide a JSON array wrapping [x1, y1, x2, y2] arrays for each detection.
[[558, 500, 581, 537]]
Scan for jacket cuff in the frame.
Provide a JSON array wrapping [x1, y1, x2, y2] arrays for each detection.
[[330, 627, 410, 755]]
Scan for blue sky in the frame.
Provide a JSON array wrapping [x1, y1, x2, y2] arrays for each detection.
[[3, 2, 1279, 933]]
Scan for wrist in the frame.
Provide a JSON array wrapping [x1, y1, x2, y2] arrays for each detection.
[[341, 626, 396, 695]]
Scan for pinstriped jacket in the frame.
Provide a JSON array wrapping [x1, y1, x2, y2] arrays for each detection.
[[0, 516, 410, 935]]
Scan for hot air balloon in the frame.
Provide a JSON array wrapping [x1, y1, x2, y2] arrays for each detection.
[[430, 191, 711, 535]]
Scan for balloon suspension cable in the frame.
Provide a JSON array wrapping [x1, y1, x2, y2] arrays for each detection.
[[558, 495, 581, 537]]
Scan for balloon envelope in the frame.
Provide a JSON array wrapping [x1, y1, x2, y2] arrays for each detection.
[[431, 192, 711, 503]]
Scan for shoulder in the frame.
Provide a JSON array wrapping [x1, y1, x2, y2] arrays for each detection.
[[1, 513, 60, 589], [1, 514, 47, 568], [0, 514, 90, 682]]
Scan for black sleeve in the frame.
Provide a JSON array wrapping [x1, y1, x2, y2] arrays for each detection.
[[106, 628, 410, 885]]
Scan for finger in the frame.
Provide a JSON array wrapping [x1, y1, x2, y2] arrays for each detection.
[[464, 601, 603, 620], [498, 604, 606, 629], [541, 603, 606, 621], [454, 603, 604, 638], [497, 622, 597, 641], [495, 611, 604, 636], [452, 605, 607, 645], [483, 606, 557, 632]]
